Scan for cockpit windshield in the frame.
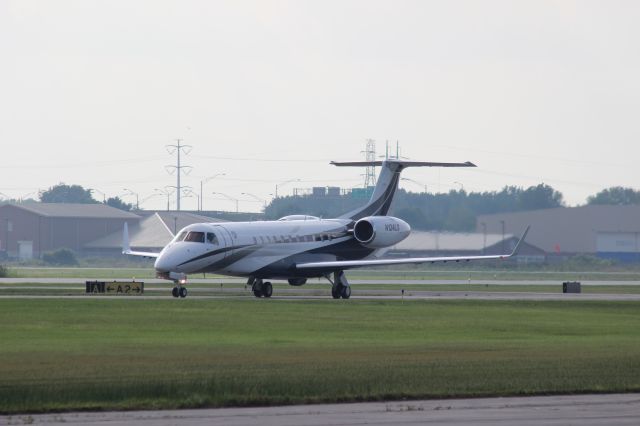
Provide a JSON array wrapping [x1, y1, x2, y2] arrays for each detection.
[[184, 231, 205, 243], [172, 231, 188, 243]]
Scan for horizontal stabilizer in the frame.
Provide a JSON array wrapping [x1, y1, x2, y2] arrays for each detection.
[[331, 160, 476, 168]]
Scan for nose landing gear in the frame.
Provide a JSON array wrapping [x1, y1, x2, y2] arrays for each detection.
[[172, 281, 188, 298]]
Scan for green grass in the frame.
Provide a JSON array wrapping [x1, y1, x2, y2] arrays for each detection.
[[1, 299, 640, 413]]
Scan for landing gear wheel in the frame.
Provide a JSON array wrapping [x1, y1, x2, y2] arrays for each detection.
[[179, 287, 188, 298], [331, 287, 340, 299], [341, 285, 351, 299], [252, 278, 263, 298], [172, 287, 179, 298], [263, 282, 273, 298]]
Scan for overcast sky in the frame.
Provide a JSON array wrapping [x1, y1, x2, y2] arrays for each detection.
[[1, 0, 639, 212]]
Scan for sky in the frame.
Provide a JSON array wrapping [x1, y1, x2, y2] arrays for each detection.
[[1, 0, 639, 212]]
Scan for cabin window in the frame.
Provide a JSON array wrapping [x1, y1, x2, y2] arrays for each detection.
[[315, 235, 321, 242], [206, 232, 219, 245], [306, 235, 313, 242], [185, 231, 205, 243]]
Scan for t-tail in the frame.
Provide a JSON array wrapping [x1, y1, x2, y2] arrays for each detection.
[[331, 160, 476, 220]]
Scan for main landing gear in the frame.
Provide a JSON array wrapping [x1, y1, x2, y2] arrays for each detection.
[[249, 278, 273, 298], [329, 271, 351, 299]]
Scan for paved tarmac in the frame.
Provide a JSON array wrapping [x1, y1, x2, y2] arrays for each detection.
[[4, 394, 639, 425], [1, 291, 640, 301], [1, 277, 639, 285]]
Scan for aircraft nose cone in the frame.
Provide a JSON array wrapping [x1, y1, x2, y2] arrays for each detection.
[[154, 254, 172, 272]]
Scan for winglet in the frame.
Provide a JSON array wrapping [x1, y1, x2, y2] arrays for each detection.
[[510, 225, 531, 257], [122, 222, 131, 254]]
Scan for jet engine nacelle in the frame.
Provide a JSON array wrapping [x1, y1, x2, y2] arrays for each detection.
[[353, 216, 411, 248]]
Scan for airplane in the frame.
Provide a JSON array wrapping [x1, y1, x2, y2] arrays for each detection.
[[123, 159, 530, 299]]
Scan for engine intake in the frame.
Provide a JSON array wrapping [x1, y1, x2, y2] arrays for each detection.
[[353, 216, 410, 248]]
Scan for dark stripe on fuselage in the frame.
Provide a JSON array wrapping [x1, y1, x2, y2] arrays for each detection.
[[195, 245, 261, 274], [177, 245, 249, 267], [253, 237, 375, 279]]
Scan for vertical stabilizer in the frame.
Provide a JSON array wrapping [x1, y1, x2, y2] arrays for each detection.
[[331, 160, 476, 221]]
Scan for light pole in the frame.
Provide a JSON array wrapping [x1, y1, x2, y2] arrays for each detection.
[[212, 192, 239, 213], [481, 222, 487, 255], [200, 173, 226, 211], [123, 188, 139, 210], [275, 179, 300, 198], [401, 177, 427, 193], [241, 192, 267, 210], [155, 188, 174, 211], [183, 189, 200, 212], [89, 188, 106, 203]]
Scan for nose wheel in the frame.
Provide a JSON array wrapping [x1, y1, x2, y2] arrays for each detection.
[[172, 283, 188, 298]]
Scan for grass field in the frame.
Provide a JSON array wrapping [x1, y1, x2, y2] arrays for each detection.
[[1, 298, 640, 414]]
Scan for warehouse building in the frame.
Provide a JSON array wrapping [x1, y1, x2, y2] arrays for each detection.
[[0, 203, 229, 260], [0, 203, 140, 259], [477, 205, 640, 261]]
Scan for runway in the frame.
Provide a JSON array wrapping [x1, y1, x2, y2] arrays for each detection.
[[1, 290, 640, 301], [4, 394, 639, 425], [1, 277, 639, 286]]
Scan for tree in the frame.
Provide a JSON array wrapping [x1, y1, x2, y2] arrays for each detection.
[[587, 187, 640, 205], [518, 184, 564, 210], [105, 196, 133, 211], [42, 248, 78, 266], [40, 184, 97, 204]]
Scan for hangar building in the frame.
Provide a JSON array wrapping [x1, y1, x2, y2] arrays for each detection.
[[0, 203, 140, 259], [0, 203, 228, 260], [477, 205, 640, 261]]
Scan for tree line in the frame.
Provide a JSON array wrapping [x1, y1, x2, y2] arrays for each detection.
[[265, 185, 640, 232], [6, 183, 640, 232]]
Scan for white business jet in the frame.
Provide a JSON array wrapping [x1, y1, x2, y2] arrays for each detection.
[[123, 160, 529, 299]]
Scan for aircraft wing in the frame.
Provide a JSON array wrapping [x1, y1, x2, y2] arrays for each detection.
[[122, 223, 161, 259], [122, 248, 160, 259], [296, 226, 530, 271]]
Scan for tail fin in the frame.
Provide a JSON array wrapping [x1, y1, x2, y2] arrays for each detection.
[[332, 160, 476, 220]]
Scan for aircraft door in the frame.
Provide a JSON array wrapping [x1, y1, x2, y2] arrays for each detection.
[[213, 225, 235, 257]]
